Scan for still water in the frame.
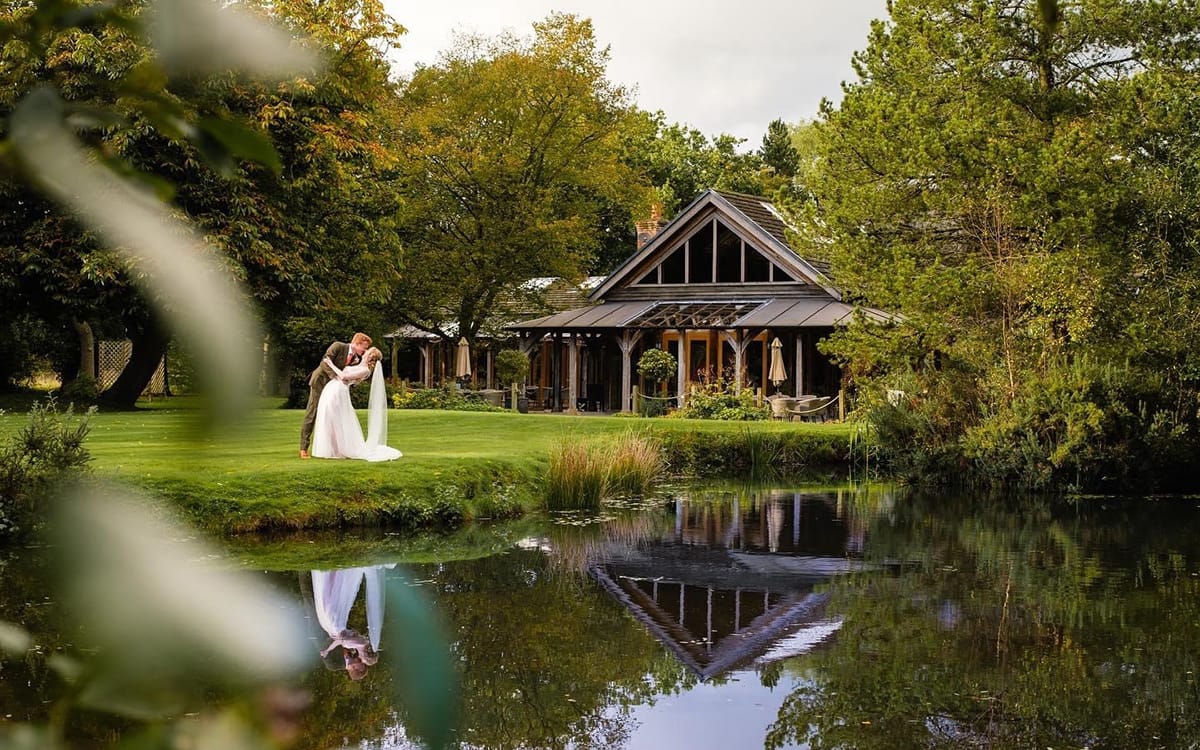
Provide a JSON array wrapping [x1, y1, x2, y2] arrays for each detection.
[[3, 486, 1200, 749]]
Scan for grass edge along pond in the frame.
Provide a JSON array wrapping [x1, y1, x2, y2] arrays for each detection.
[[1, 400, 858, 533]]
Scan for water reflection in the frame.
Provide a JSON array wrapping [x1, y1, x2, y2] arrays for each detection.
[[5, 488, 1200, 750], [584, 490, 864, 681], [304, 564, 393, 680]]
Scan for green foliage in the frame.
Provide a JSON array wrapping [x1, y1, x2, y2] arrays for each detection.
[[758, 118, 799, 178], [675, 379, 769, 421], [390, 13, 648, 342], [494, 349, 530, 387], [961, 361, 1200, 492], [636, 347, 676, 384], [0, 398, 91, 537], [392, 385, 504, 412], [799, 0, 1200, 489], [658, 427, 849, 478], [56, 373, 99, 405]]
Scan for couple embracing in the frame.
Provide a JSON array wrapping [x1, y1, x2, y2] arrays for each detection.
[[299, 332, 402, 462]]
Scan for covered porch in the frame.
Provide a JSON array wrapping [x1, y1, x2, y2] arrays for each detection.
[[508, 297, 876, 414]]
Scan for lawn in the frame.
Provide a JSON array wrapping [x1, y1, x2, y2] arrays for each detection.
[[1, 395, 856, 533]]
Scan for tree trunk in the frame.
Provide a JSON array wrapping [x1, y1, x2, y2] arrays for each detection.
[[99, 325, 170, 409], [72, 319, 95, 380]]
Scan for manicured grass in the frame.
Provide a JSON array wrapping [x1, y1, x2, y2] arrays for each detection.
[[0, 396, 856, 533]]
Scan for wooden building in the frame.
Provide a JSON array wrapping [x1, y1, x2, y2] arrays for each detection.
[[509, 189, 888, 412]]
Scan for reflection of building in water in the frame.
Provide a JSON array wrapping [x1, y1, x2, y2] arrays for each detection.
[[589, 490, 862, 681]]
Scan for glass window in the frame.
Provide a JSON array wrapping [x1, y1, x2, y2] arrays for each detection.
[[716, 221, 741, 282], [661, 246, 685, 284], [745, 245, 771, 282], [689, 221, 713, 283], [771, 264, 797, 282], [636, 268, 657, 285]]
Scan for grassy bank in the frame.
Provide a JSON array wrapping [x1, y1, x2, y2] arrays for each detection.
[[0, 397, 857, 533]]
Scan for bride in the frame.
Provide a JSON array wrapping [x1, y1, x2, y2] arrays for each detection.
[[310, 347, 402, 461]]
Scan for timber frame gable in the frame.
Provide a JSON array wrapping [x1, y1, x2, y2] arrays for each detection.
[[589, 189, 840, 302]]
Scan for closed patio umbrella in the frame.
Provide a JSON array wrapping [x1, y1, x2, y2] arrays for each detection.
[[768, 337, 787, 393], [455, 337, 472, 379]]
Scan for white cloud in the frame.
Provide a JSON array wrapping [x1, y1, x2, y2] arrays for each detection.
[[382, 0, 888, 145]]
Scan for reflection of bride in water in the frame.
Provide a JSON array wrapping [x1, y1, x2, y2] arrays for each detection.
[[308, 564, 395, 680]]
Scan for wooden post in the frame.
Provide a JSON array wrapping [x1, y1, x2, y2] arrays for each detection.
[[794, 332, 805, 397], [486, 348, 494, 390], [632, 384, 640, 415], [567, 335, 579, 414], [389, 338, 399, 384], [675, 329, 687, 407], [617, 330, 642, 413]]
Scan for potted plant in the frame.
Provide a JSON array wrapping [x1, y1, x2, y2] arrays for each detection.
[[636, 347, 676, 416], [495, 349, 531, 413]]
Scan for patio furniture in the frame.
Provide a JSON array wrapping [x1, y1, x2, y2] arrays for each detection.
[[768, 395, 796, 421], [788, 395, 833, 422]]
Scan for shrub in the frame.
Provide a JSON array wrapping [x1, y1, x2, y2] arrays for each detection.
[[494, 349, 530, 388], [57, 373, 100, 405], [637, 347, 676, 385], [0, 398, 93, 537], [392, 385, 503, 412], [675, 379, 768, 421], [961, 361, 1200, 492]]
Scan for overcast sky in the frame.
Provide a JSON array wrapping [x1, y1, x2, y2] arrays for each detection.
[[380, 1, 890, 146]]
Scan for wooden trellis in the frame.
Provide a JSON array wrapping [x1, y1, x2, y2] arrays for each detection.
[[97, 340, 166, 396]]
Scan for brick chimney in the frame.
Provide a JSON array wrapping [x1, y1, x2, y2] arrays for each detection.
[[635, 203, 665, 249]]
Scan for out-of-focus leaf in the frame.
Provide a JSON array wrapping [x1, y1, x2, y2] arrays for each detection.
[[0, 621, 31, 657], [197, 117, 282, 175], [0, 724, 57, 750], [10, 85, 261, 427], [178, 710, 272, 750], [110, 724, 170, 750], [76, 671, 189, 720], [53, 485, 311, 684], [383, 577, 459, 750], [46, 653, 83, 683], [148, 0, 320, 80], [64, 104, 128, 132]]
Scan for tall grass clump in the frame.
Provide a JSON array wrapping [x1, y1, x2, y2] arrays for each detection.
[[546, 431, 665, 510], [546, 439, 609, 510], [607, 432, 664, 496]]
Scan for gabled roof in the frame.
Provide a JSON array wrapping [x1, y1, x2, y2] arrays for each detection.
[[588, 189, 839, 302]]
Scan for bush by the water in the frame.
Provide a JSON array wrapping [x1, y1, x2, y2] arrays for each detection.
[[0, 399, 92, 536], [871, 361, 1200, 492], [657, 427, 850, 479], [546, 432, 663, 510], [674, 379, 768, 421], [392, 385, 503, 412]]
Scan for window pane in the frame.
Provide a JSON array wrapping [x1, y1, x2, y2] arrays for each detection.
[[771, 264, 797, 282], [745, 245, 771, 282], [689, 222, 713, 283], [636, 268, 657, 285], [661, 246, 685, 284], [716, 221, 741, 282]]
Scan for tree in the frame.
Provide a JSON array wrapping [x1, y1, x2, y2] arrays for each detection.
[[389, 13, 648, 346], [758, 118, 799, 177], [0, 0, 406, 404], [796, 0, 1200, 487]]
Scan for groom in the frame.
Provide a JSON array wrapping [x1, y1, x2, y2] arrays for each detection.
[[299, 332, 371, 458]]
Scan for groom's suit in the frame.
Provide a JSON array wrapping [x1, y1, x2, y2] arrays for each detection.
[[300, 341, 362, 452]]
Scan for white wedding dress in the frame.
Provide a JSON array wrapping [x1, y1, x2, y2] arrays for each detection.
[[310, 363, 402, 461]]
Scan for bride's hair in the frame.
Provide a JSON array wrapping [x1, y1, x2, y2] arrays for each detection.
[[364, 346, 383, 371]]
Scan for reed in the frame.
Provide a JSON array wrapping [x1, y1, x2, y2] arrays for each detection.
[[545, 430, 665, 510], [545, 439, 609, 510], [607, 432, 664, 497]]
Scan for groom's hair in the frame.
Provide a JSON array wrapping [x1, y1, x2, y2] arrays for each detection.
[[351, 332, 372, 346]]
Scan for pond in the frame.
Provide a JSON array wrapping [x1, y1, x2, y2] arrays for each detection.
[[3, 486, 1200, 749]]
